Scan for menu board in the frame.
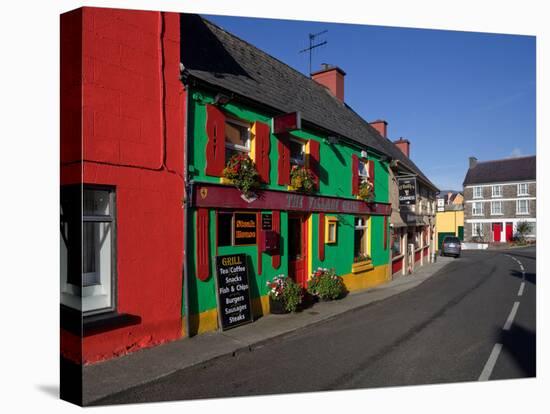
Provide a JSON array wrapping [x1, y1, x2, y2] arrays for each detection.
[[215, 254, 253, 330]]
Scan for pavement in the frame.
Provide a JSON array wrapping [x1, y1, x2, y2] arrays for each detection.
[[83, 255, 456, 405]]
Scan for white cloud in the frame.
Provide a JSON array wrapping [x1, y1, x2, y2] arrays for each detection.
[[509, 147, 523, 158]]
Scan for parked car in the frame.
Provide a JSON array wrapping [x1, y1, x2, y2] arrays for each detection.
[[441, 236, 461, 258]]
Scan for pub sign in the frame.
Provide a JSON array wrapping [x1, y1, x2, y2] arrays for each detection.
[[398, 177, 417, 205]]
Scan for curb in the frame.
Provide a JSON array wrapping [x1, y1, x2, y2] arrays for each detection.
[[85, 257, 455, 405]]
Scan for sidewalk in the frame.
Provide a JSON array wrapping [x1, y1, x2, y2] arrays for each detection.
[[83, 255, 455, 405]]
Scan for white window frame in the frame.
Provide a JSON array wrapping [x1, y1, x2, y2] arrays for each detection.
[[473, 186, 483, 199], [517, 183, 529, 196], [289, 138, 306, 166], [490, 201, 503, 215], [516, 199, 529, 215], [472, 222, 483, 237], [472, 201, 484, 216], [358, 159, 369, 180], [491, 185, 502, 198], [354, 216, 369, 260], [61, 186, 117, 316], [225, 118, 251, 155]]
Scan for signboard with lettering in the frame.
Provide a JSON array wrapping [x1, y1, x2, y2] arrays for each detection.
[[193, 184, 392, 216], [261, 213, 273, 230], [215, 254, 253, 330], [234, 213, 257, 245], [398, 178, 417, 205]]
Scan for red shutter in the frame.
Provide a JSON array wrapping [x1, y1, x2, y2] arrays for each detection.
[[272, 210, 281, 269], [308, 139, 320, 190], [205, 104, 226, 176], [253, 121, 271, 184], [318, 213, 325, 261], [257, 212, 263, 275], [383, 216, 388, 250], [368, 160, 375, 189], [351, 154, 359, 195], [277, 134, 291, 185], [196, 208, 210, 281]]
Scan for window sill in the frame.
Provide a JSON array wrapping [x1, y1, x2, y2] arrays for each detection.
[[392, 254, 404, 261], [220, 177, 234, 185], [351, 260, 373, 273], [60, 305, 141, 337]]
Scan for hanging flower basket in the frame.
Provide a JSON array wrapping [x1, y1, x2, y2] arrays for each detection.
[[222, 154, 261, 197], [290, 165, 316, 193], [358, 179, 374, 201]]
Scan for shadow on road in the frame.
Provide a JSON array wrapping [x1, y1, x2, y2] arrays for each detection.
[[498, 324, 536, 378], [510, 269, 536, 285]]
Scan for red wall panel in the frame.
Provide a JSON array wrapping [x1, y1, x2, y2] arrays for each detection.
[[61, 7, 185, 364]]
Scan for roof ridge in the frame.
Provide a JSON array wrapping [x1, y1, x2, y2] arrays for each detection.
[[474, 155, 536, 165], [201, 16, 326, 90]]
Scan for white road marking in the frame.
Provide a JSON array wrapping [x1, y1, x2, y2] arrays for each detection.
[[479, 343, 503, 381], [518, 282, 525, 296], [503, 301, 520, 331]]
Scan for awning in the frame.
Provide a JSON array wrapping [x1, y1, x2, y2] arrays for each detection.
[[390, 211, 408, 228]]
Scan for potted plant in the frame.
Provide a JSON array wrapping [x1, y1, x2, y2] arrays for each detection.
[[222, 154, 261, 198], [290, 165, 316, 193], [358, 179, 374, 201], [266, 275, 303, 313], [307, 267, 346, 301]]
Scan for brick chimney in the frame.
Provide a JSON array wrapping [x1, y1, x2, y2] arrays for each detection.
[[394, 138, 410, 158], [469, 156, 478, 168], [370, 120, 388, 138], [311, 63, 346, 101]]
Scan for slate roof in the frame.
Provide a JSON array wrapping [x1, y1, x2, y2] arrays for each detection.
[[179, 14, 438, 191], [463, 156, 536, 186]]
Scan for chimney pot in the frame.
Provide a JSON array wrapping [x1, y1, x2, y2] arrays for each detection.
[[469, 157, 478, 168], [311, 64, 346, 102], [370, 120, 388, 138], [393, 137, 410, 158]]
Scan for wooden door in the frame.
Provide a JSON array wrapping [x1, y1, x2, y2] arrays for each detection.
[[506, 222, 513, 241], [493, 222, 502, 242], [288, 214, 308, 287]]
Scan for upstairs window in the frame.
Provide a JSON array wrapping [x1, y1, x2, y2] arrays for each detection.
[[517, 199, 529, 215], [473, 186, 483, 199], [491, 201, 502, 215], [491, 185, 502, 198], [289, 138, 305, 167], [358, 160, 369, 180], [225, 118, 250, 160], [517, 183, 529, 196], [472, 202, 484, 216]]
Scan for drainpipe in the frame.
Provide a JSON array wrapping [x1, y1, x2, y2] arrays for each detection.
[[182, 84, 191, 338]]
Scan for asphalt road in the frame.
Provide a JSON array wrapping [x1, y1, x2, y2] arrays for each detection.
[[95, 247, 536, 405]]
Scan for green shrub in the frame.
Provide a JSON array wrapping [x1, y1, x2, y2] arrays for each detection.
[[307, 268, 345, 301], [266, 275, 303, 312]]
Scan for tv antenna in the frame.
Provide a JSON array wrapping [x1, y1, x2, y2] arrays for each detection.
[[299, 30, 328, 76]]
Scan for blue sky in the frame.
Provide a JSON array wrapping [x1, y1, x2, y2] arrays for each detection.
[[204, 13, 536, 191]]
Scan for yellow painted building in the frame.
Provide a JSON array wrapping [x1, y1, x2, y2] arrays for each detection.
[[435, 209, 464, 250]]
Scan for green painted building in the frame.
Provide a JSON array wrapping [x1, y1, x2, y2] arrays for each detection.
[[180, 14, 415, 335]]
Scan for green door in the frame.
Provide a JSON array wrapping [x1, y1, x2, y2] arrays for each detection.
[[458, 226, 464, 240]]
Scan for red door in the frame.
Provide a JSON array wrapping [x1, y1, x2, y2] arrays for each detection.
[[493, 223, 502, 242], [288, 214, 308, 287], [506, 222, 513, 241]]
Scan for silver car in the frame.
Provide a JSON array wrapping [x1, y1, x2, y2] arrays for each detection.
[[441, 236, 461, 258]]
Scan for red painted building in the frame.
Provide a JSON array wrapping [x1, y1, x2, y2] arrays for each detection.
[[60, 7, 185, 366]]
